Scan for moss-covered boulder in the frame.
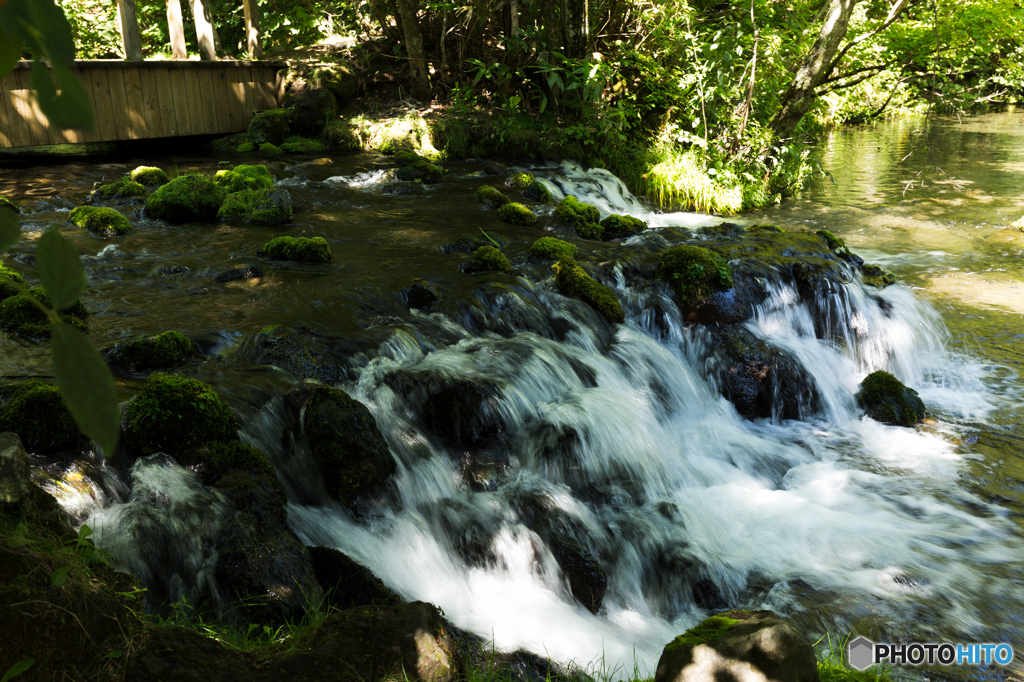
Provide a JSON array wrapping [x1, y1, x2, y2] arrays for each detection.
[[213, 132, 256, 153], [483, 161, 509, 178], [213, 164, 274, 193], [855, 370, 926, 426], [178, 440, 277, 486], [247, 108, 291, 146], [475, 185, 510, 208], [402, 279, 440, 309], [0, 195, 19, 213], [257, 236, 331, 263], [0, 287, 87, 339], [302, 384, 396, 508], [145, 175, 227, 224], [530, 237, 577, 261], [282, 82, 338, 137], [396, 160, 444, 184], [553, 259, 624, 324], [130, 166, 169, 187], [259, 142, 283, 156], [102, 330, 198, 375], [0, 379, 88, 453], [508, 171, 534, 188], [599, 214, 646, 240], [218, 188, 293, 225], [280, 136, 328, 153], [68, 206, 132, 237], [468, 246, 514, 275], [95, 176, 147, 202], [522, 180, 551, 203], [496, 202, 537, 226], [862, 264, 896, 289], [554, 195, 601, 238], [0, 262, 26, 301], [393, 150, 427, 166], [313, 62, 358, 99], [120, 373, 238, 457], [656, 245, 734, 307]]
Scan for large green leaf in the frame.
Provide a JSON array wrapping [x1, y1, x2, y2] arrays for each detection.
[[51, 322, 119, 458], [36, 228, 85, 310], [0, 207, 19, 250], [0, 659, 36, 682], [30, 60, 95, 132], [0, 32, 21, 76]]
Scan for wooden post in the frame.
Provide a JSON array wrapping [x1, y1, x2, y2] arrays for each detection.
[[191, 0, 218, 61], [166, 0, 187, 59], [116, 0, 144, 61], [243, 0, 263, 59]]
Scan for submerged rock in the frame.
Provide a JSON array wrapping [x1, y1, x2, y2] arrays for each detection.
[[68, 206, 133, 237], [214, 263, 264, 282], [402, 278, 440, 309], [855, 370, 926, 426], [102, 330, 198, 375], [0, 379, 87, 453], [146, 175, 227, 223]]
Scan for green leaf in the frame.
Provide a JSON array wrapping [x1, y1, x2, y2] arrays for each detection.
[[1, 659, 35, 682], [101, 650, 124, 660], [51, 322, 120, 457], [36, 228, 86, 310], [30, 60, 95, 132], [78, 524, 94, 540], [49, 567, 68, 587], [0, 32, 21, 76], [0, 207, 19, 250]]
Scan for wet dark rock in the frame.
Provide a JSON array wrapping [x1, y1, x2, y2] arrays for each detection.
[[245, 324, 341, 382], [403, 279, 440, 309], [419, 497, 507, 567], [214, 263, 265, 282], [307, 546, 402, 609], [862, 263, 897, 288], [102, 330, 198, 375], [0, 431, 30, 504], [855, 370, 926, 426], [382, 181, 426, 195], [397, 160, 445, 184], [522, 181, 551, 203], [385, 370, 505, 446], [247, 108, 291, 147], [449, 624, 593, 682], [549, 532, 607, 614], [683, 288, 746, 325], [483, 162, 509, 178]]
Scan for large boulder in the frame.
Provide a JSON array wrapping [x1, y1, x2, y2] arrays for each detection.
[[244, 325, 342, 382], [145, 175, 226, 224], [855, 370, 926, 426], [0, 287, 88, 339], [654, 610, 819, 682], [0, 431, 30, 504], [307, 546, 402, 610], [218, 188, 293, 224]]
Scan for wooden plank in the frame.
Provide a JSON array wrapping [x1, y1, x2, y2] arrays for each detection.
[[137, 67, 163, 139], [22, 69, 61, 145], [10, 70, 43, 147], [197, 66, 218, 135], [89, 67, 119, 142], [210, 67, 233, 133], [226, 66, 247, 132], [69, 68, 99, 144], [242, 66, 256, 118], [122, 67, 147, 138], [258, 67, 275, 109], [184, 69, 205, 136], [106, 68, 132, 141], [154, 66, 177, 137], [0, 78, 14, 147], [168, 67, 193, 136]]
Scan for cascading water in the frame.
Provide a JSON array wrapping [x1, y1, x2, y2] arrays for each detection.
[[67, 159, 1022, 680]]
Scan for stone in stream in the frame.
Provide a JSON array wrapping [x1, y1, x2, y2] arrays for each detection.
[[145, 174, 227, 223], [496, 202, 537, 226], [246, 324, 342, 383], [402, 278, 440, 309], [92, 176, 147, 203], [554, 195, 601, 239], [0, 286, 88, 339], [552, 259, 624, 325], [214, 263, 264, 283], [247, 107, 292, 146], [213, 164, 274, 192], [257, 235, 331, 263], [130, 165, 169, 187], [475, 184, 510, 208], [855, 370, 926, 427], [68, 205, 133, 237], [282, 79, 338, 137], [101, 330, 198, 375], [0, 261, 26, 301], [396, 160, 445, 184], [218, 187, 293, 224]]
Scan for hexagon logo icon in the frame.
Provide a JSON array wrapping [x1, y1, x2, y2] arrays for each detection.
[[848, 636, 875, 671]]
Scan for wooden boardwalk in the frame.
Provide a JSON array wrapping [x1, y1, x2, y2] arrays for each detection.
[[0, 60, 283, 149]]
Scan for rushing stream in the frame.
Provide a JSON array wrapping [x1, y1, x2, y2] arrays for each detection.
[[2, 110, 1023, 681]]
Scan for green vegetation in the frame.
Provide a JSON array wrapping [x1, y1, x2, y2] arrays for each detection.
[[179, 440, 279, 485], [102, 330, 197, 374], [664, 614, 743, 651], [248, 108, 291, 146], [496, 202, 537, 226], [0, 379, 87, 453], [862, 264, 896, 289], [554, 196, 602, 238], [508, 172, 534, 189], [475, 185, 510, 208], [471, 246, 514, 275], [0, 287, 87, 339], [259, 142, 284, 156], [553, 259, 624, 324], [0, 196, 18, 212], [219, 188, 293, 225], [396, 160, 444, 184], [280, 136, 328, 153], [67, 206, 132, 237], [855, 370, 926, 427], [0, 262, 26, 300], [95, 176, 147, 202], [599, 214, 647, 240], [130, 166, 169, 187], [531, 237, 578, 261], [145, 174, 227, 224], [523, 181, 551, 203], [655, 245, 733, 306], [214, 164, 275, 193], [257, 236, 332, 263]]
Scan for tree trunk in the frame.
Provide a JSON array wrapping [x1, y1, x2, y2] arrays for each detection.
[[562, 0, 588, 59], [166, 0, 187, 59], [242, 0, 262, 59], [191, 0, 217, 61], [395, 0, 431, 101], [115, 0, 143, 61], [770, 0, 859, 139]]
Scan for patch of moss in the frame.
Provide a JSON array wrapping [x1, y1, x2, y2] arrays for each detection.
[[396, 160, 444, 184], [862, 264, 896, 289], [130, 166, 169, 187], [531, 237, 577, 261], [393, 150, 426, 166], [555, 196, 601, 238], [664, 615, 743, 652], [508, 171, 534, 188], [145, 174, 227, 224], [213, 164, 274, 193], [655, 245, 733, 306], [0, 261, 26, 301], [279, 136, 328, 153], [599, 214, 646, 240], [213, 132, 257, 153], [747, 223, 783, 233], [257, 236, 331, 263], [0, 287, 87, 339], [180, 440, 278, 485], [0, 195, 19, 212], [855, 370, 926, 427], [816, 229, 859, 262], [553, 259, 624, 324], [68, 206, 132, 237], [522, 180, 551, 203], [0, 379, 88, 452], [121, 373, 238, 456], [496, 202, 537, 226], [248, 108, 291, 146], [102, 330, 197, 374], [259, 142, 283, 156], [471, 246, 514, 275], [95, 176, 147, 202], [218, 188, 292, 225], [475, 185, 510, 208]]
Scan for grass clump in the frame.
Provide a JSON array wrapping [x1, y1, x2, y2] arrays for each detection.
[[664, 614, 742, 651], [471, 246, 514, 274], [68, 206, 132, 237], [531, 237, 577, 261], [599, 214, 647, 240], [102, 330, 197, 374], [0, 287, 87, 339], [855, 370, 926, 427], [214, 164, 274, 193], [218, 188, 292, 225], [496, 202, 537, 226], [0, 379, 88, 453], [475, 185, 510, 208], [257, 236, 332, 263], [130, 166, 169, 187], [553, 259, 624, 324], [655, 245, 733, 306], [146, 174, 227, 223], [95, 176, 147, 202]]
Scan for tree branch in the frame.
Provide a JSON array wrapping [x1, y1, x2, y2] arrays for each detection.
[[827, 0, 916, 73]]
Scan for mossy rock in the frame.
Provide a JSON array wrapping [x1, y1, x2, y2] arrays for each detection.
[[522, 180, 551, 203], [496, 202, 537, 226], [396, 160, 444, 184], [0, 379, 88, 453], [259, 142, 283, 156], [247, 108, 291, 146], [0, 261, 26, 301], [213, 132, 256, 154], [664, 614, 744, 653], [280, 136, 328, 154], [855, 370, 926, 426], [68, 206, 132, 237], [218, 188, 293, 225], [815, 229, 862, 264], [553, 259, 624, 324], [475, 185, 509, 208], [530, 237, 577, 261], [394, 150, 427, 166], [130, 166, 169, 187], [862, 264, 896, 288], [95, 176, 147, 202], [145, 174, 227, 224], [312, 62, 358, 99], [470, 246, 514, 275], [655, 245, 734, 307], [554, 195, 601, 238], [599, 214, 646, 240], [121, 373, 238, 456], [0, 195, 19, 213], [179, 440, 278, 486], [257, 236, 331, 263], [0, 287, 87, 339], [302, 384, 397, 508], [213, 164, 274, 193], [252, 325, 340, 382], [282, 82, 338, 137], [747, 223, 783, 233], [508, 171, 534, 188], [102, 330, 198, 375]]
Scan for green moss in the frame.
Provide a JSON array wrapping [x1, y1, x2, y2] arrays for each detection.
[[280, 136, 328, 153], [218, 188, 292, 225], [664, 615, 743, 652], [95, 176, 147, 202], [747, 223, 783, 233], [0, 287, 87, 339], [855, 370, 926, 427], [180, 440, 278, 485], [655, 245, 734, 306], [393, 150, 426, 166], [508, 171, 534, 188], [145, 174, 227, 224], [553, 259, 624, 324], [599, 214, 647, 240], [0, 262, 26, 301], [496, 202, 537, 226], [522, 180, 551, 203], [0, 195, 19, 213], [396, 160, 444, 184], [130, 166, 169, 187], [471, 246, 514, 274], [121, 373, 238, 456], [259, 142, 283, 156], [68, 206, 132, 237], [103, 330, 197, 374], [862, 264, 896, 289], [555, 195, 601, 238], [531, 237, 577, 261], [816, 229, 857, 261], [0, 379, 87, 452], [475, 185, 510, 208], [213, 133, 257, 153], [248, 108, 291, 146], [257, 236, 331, 263], [214, 164, 274, 193]]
